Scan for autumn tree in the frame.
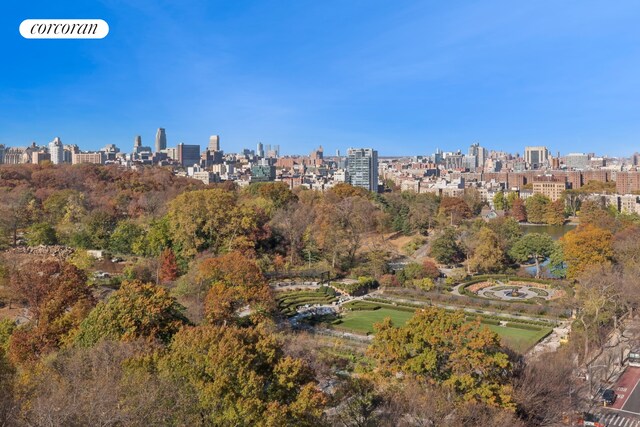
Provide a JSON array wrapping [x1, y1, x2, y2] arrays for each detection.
[[509, 233, 555, 278], [525, 194, 550, 224], [198, 251, 274, 325], [439, 197, 473, 225], [167, 188, 260, 258], [560, 224, 614, 279], [159, 248, 179, 283], [510, 197, 527, 222], [544, 199, 566, 226], [468, 227, 506, 273], [158, 324, 327, 426], [271, 201, 315, 265], [368, 308, 514, 408], [74, 280, 188, 347], [8, 261, 94, 364]]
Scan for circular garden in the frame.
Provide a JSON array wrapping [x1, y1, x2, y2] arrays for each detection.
[[460, 277, 564, 304]]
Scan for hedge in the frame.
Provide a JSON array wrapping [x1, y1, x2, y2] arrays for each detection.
[[343, 301, 381, 311], [505, 322, 544, 331]]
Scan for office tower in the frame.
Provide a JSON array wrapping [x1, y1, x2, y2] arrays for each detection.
[[49, 137, 64, 164], [346, 148, 379, 192], [177, 143, 201, 167], [257, 142, 264, 158], [155, 128, 167, 152], [0, 145, 4, 164], [468, 142, 488, 169], [275, 145, 280, 157], [134, 135, 142, 148], [208, 135, 220, 151], [525, 146, 549, 169], [336, 149, 340, 157]]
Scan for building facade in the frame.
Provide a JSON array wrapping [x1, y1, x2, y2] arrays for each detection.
[[347, 148, 379, 192], [155, 128, 167, 152]]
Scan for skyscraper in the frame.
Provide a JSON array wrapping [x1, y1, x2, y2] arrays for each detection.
[[134, 135, 142, 148], [177, 143, 201, 167], [468, 142, 488, 170], [257, 142, 264, 158], [49, 137, 64, 164], [346, 148, 378, 192], [155, 128, 167, 152], [525, 146, 549, 169], [208, 135, 220, 151]]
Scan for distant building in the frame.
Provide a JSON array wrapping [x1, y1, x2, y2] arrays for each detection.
[[257, 142, 264, 158], [468, 143, 488, 170], [192, 170, 219, 185], [72, 151, 105, 165], [251, 163, 276, 182], [31, 150, 51, 164], [0, 145, 5, 164], [49, 137, 64, 164], [208, 135, 220, 151], [177, 143, 201, 167], [532, 176, 567, 202], [155, 128, 167, 152], [134, 135, 142, 149], [347, 148, 379, 192], [525, 146, 549, 169], [565, 153, 590, 170]]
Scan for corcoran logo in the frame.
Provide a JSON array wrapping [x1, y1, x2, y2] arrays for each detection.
[[19, 19, 109, 39]]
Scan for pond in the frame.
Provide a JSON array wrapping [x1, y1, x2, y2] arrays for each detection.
[[519, 224, 576, 240]]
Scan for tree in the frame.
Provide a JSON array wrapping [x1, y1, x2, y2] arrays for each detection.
[[429, 228, 464, 265], [486, 216, 523, 255], [25, 222, 58, 246], [509, 233, 555, 278], [109, 220, 144, 254], [493, 191, 506, 211], [74, 280, 189, 347], [468, 228, 506, 274], [439, 197, 473, 225], [198, 251, 274, 325], [544, 199, 566, 226], [167, 188, 260, 258], [368, 308, 514, 408], [560, 224, 613, 280], [159, 248, 179, 283], [510, 197, 527, 222], [158, 324, 327, 426], [8, 261, 94, 364], [525, 194, 550, 224], [271, 201, 315, 265]]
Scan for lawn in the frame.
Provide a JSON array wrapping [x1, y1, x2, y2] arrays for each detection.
[[485, 324, 553, 354], [336, 307, 552, 353], [338, 308, 415, 334]]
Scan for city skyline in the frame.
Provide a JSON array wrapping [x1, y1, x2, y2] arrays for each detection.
[[3, 1, 640, 156]]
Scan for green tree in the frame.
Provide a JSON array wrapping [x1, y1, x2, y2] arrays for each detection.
[[109, 221, 144, 254], [75, 280, 188, 347], [509, 233, 555, 278], [25, 222, 57, 246], [493, 191, 506, 211], [429, 228, 463, 265], [368, 308, 514, 408]]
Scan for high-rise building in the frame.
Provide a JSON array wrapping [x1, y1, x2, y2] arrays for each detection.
[[346, 148, 378, 192], [564, 153, 590, 170], [468, 143, 488, 170], [208, 135, 220, 151], [0, 145, 5, 164], [177, 143, 201, 167], [525, 146, 549, 169], [134, 135, 142, 148], [155, 128, 167, 152], [257, 142, 264, 158], [49, 137, 64, 164]]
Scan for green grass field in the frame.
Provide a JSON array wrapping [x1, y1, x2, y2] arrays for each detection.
[[337, 307, 551, 353]]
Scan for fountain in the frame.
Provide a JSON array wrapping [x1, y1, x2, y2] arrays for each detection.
[[504, 287, 525, 298]]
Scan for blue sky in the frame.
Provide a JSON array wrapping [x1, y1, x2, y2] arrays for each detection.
[[2, 1, 640, 156]]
